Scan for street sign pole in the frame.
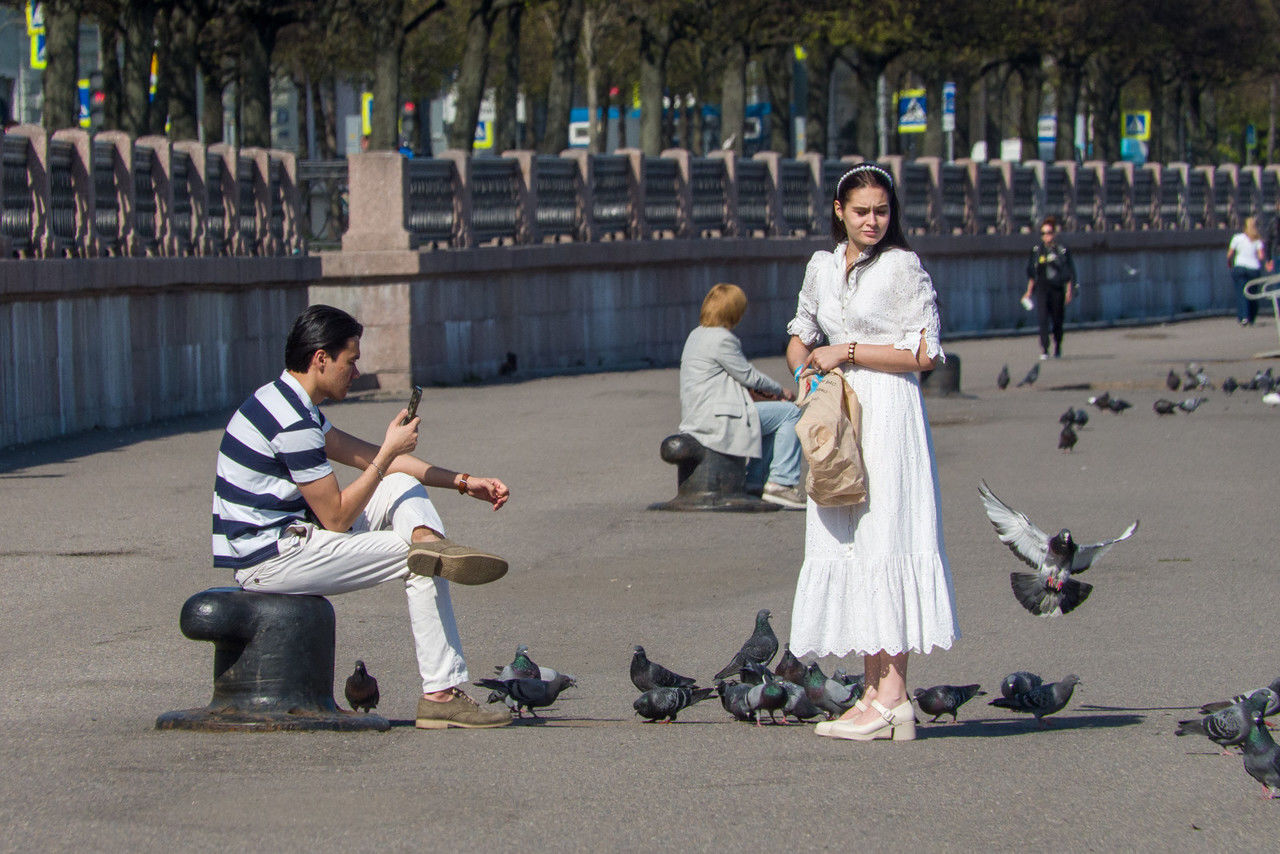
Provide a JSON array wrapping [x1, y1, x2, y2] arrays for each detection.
[[942, 82, 956, 162]]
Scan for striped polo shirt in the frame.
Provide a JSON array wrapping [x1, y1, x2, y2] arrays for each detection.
[[212, 372, 333, 569]]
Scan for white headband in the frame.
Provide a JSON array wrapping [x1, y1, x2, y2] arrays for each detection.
[[837, 163, 894, 190]]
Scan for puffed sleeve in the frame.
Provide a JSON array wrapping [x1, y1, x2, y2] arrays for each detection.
[[891, 251, 946, 363], [785, 251, 828, 347]]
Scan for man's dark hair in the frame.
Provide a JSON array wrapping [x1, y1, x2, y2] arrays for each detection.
[[284, 305, 363, 372]]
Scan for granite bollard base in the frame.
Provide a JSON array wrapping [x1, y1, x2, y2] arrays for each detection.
[[650, 433, 779, 512], [156, 587, 390, 732]]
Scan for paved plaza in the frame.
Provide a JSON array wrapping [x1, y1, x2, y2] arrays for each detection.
[[1, 316, 1278, 851]]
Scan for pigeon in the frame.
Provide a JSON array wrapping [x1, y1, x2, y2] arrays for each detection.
[[830, 667, 866, 691], [1222, 376, 1239, 395], [774, 643, 806, 685], [803, 663, 862, 719], [1177, 396, 1206, 413], [1000, 671, 1043, 699], [1186, 363, 1210, 389], [1058, 422, 1077, 453], [495, 644, 541, 680], [1087, 391, 1112, 410], [997, 364, 1010, 390], [1177, 691, 1273, 751], [989, 674, 1080, 725], [716, 680, 756, 722], [1069, 407, 1089, 428], [630, 645, 698, 692], [745, 676, 789, 726], [1241, 710, 1280, 798], [1153, 398, 1177, 415], [633, 685, 715, 723], [1106, 397, 1132, 413], [1016, 364, 1040, 387], [712, 609, 778, 681], [1166, 370, 1181, 391], [914, 684, 987, 723], [1199, 678, 1280, 718], [978, 479, 1139, 616], [473, 674, 576, 718], [780, 680, 824, 722], [344, 660, 380, 713]]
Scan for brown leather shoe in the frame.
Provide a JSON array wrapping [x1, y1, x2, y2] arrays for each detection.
[[407, 538, 508, 585], [415, 688, 512, 729]]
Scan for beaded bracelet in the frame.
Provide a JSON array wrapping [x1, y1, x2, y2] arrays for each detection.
[[847, 341, 857, 364]]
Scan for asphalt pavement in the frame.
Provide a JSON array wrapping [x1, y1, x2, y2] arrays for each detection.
[[1, 316, 1278, 852]]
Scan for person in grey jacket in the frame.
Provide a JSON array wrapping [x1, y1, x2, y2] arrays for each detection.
[[678, 283, 805, 509]]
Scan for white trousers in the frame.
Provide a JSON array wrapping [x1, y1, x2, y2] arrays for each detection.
[[234, 473, 467, 694]]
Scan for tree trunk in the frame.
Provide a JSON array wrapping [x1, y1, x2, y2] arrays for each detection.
[[764, 47, 791, 155], [805, 42, 833, 156], [449, 0, 499, 151], [638, 15, 671, 155], [1018, 62, 1042, 161], [43, 3, 80, 131], [167, 5, 200, 139], [121, 0, 156, 135], [200, 60, 224, 144], [1055, 61, 1082, 162], [240, 21, 276, 147], [369, 0, 405, 151], [539, 0, 583, 154], [719, 41, 745, 154], [99, 17, 123, 130], [494, 2, 522, 151], [582, 7, 601, 152]]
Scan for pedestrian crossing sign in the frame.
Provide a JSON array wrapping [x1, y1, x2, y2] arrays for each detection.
[[1122, 111, 1151, 141], [897, 89, 927, 134]]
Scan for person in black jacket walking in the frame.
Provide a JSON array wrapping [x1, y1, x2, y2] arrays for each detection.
[[1022, 215, 1076, 359]]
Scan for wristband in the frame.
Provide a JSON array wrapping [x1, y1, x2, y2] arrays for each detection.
[[457, 473, 470, 494], [793, 365, 803, 382]]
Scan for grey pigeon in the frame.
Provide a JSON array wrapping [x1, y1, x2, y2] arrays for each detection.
[[473, 674, 575, 718], [745, 676, 789, 726], [1241, 710, 1280, 799], [344, 660, 379, 713], [1058, 422, 1077, 453], [633, 685, 715, 722], [1200, 678, 1280, 718], [1186, 363, 1210, 389], [712, 609, 778, 681], [779, 678, 824, 722], [997, 364, 1010, 390], [989, 674, 1080, 725], [1177, 396, 1206, 413], [1000, 671, 1043, 699], [1153, 398, 1177, 415], [774, 643, 806, 685], [1222, 376, 1239, 395], [495, 644, 541, 680], [717, 680, 755, 722], [803, 662, 860, 719], [979, 480, 1139, 616], [1177, 691, 1272, 751], [1166, 370, 1181, 391], [1017, 364, 1039, 387], [914, 684, 987, 723], [630, 645, 698, 692]]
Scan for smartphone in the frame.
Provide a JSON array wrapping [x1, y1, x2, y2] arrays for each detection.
[[402, 386, 423, 425]]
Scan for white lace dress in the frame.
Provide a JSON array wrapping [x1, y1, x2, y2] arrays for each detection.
[[787, 244, 959, 658]]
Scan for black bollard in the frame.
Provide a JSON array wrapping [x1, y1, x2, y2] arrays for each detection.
[[156, 587, 389, 732], [649, 433, 779, 512], [920, 353, 962, 397]]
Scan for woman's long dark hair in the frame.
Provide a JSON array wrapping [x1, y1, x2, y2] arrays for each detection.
[[830, 164, 911, 269]]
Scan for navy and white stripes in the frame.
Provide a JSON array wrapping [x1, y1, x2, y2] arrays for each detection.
[[212, 372, 332, 569]]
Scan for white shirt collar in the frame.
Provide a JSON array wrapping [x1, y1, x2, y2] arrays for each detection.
[[278, 371, 323, 421]]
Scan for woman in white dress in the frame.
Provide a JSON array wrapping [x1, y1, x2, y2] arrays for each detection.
[[785, 163, 958, 742]]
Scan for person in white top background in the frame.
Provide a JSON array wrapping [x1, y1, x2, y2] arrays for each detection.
[[1228, 215, 1265, 326], [784, 164, 959, 743]]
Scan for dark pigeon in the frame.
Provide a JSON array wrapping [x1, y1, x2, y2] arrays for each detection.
[[344, 660, 379, 713], [1166, 370, 1181, 391], [1199, 678, 1280, 718], [1222, 376, 1239, 395], [1106, 397, 1132, 413], [774, 644, 806, 685], [712, 608, 778, 681], [630, 645, 698, 692], [473, 674, 575, 718], [1058, 408, 1077, 425], [717, 680, 755, 722], [1070, 407, 1089, 428], [914, 684, 987, 723], [979, 480, 1138, 616], [1001, 671, 1043, 699], [997, 364, 1010, 390], [1016, 364, 1040, 388], [1153, 398, 1177, 415], [495, 644, 541, 680], [989, 674, 1080, 725], [633, 685, 715, 722], [803, 662, 861, 719], [1058, 422, 1077, 453], [779, 678, 825, 722], [1242, 710, 1280, 798], [1087, 391, 1112, 410], [1176, 691, 1272, 750]]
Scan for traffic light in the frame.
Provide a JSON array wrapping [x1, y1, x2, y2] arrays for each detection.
[[400, 100, 416, 151]]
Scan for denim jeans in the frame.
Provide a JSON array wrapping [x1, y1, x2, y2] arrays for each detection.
[[745, 400, 803, 489], [1233, 265, 1259, 324]]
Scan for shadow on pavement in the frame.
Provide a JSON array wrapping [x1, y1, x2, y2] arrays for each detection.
[[914, 712, 1144, 738]]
